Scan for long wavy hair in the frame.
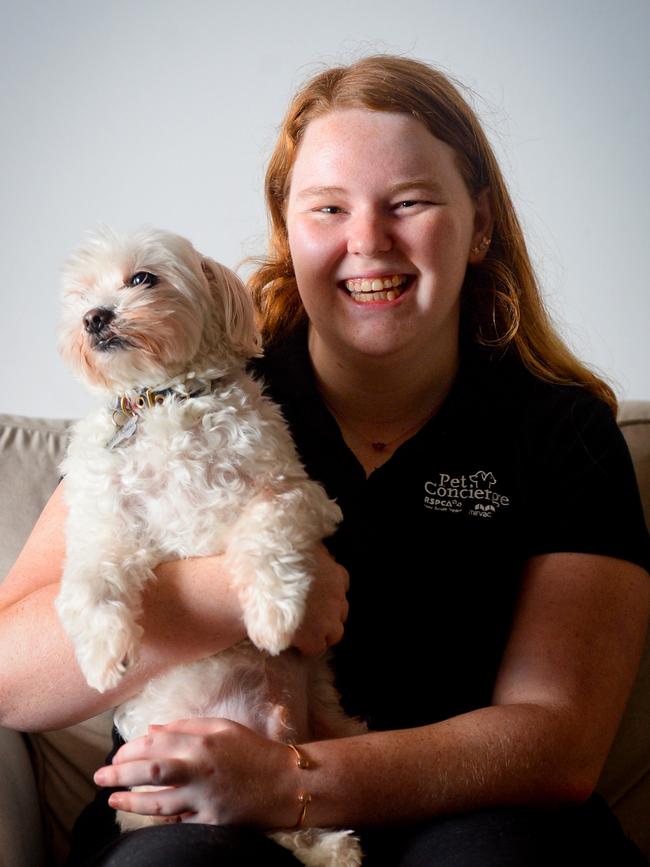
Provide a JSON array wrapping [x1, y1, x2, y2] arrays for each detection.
[[248, 55, 616, 411]]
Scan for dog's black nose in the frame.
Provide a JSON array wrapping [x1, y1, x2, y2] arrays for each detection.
[[83, 307, 115, 335]]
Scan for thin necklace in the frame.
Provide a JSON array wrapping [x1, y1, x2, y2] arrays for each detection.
[[322, 396, 439, 453]]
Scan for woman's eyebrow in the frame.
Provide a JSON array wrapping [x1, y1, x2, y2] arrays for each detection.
[[295, 185, 346, 200], [294, 180, 445, 200], [389, 179, 445, 196]]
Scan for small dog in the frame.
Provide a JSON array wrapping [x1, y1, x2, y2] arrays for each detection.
[[55, 226, 364, 866]]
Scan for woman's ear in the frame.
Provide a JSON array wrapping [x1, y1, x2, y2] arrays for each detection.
[[468, 187, 495, 264], [201, 258, 262, 359]]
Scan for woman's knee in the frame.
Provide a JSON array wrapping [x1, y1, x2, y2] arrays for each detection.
[[85, 823, 300, 866], [362, 796, 645, 867]]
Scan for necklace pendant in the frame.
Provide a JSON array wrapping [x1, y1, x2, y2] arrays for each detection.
[[371, 441, 387, 452]]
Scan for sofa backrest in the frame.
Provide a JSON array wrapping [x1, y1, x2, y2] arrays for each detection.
[[0, 415, 71, 582]]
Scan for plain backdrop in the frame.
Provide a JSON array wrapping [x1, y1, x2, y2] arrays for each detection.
[[1, 0, 648, 418]]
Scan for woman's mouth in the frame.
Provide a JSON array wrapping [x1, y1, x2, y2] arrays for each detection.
[[342, 274, 413, 303]]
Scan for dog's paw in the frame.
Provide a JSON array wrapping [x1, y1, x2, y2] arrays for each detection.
[[116, 810, 155, 833], [81, 653, 131, 693], [116, 810, 164, 833], [239, 564, 309, 654], [73, 605, 143, 692], [269, 828, 363, 867], [244, 604, 297, 656]]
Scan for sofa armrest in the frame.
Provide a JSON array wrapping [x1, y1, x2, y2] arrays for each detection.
[[0, 727, 46, 867]]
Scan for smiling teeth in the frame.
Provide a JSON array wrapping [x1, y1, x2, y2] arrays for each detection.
[[345, 275, 405, 292], [344, 274, 409, 303]]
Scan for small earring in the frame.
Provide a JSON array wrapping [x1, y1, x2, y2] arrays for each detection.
[[471, 236, 491, 257]]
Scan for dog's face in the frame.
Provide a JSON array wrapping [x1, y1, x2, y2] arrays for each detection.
[[59, 227, 260, 393]]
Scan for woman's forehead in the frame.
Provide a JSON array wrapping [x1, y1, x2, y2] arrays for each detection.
[[290, 108, 463, 194]]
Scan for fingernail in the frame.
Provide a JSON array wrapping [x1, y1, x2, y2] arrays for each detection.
[[108, 794, 123, 808], [94, 769, 107, 785]]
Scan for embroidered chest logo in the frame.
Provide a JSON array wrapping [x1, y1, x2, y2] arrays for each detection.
[[423, 471, 511, 517]]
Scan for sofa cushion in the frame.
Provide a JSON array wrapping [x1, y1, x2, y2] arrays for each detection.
[[0, 726, 46, 867]]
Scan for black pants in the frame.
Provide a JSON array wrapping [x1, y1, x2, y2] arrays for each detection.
[[66, 793, 647, 867]]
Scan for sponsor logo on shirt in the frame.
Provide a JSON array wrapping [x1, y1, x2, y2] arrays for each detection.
[[423, 470, 510, 518]]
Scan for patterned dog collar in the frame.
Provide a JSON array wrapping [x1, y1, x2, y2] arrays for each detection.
[[107, 380, 219, 450]]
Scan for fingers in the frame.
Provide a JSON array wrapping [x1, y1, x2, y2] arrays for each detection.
[[95, 719, 240, 789], [94, 718, 276, 825], [293, 604, 348, 655], [108, 786, 193, 818], [149, 718, 234, 736], [95, 757, 191, 789], [288, 548, 351, 655], [300, 623, 344, 656], [110, 719, 233, 764], [111, 731, 186, 764], [325, 617, 345, 649], [314, 544, 350, 594]]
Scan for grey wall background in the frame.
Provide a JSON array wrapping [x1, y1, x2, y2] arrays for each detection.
[[2, 0, 648, 419]]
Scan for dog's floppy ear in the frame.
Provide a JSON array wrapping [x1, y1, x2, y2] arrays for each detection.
[[201, 258, 262, 359]]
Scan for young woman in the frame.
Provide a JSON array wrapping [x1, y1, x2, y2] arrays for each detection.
[[2, 56, 649, 866]]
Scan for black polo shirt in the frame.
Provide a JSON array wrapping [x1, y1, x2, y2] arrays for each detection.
[[251, 328, 650, 733]]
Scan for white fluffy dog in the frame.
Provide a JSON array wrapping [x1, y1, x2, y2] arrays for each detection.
[[55, 226, 364, 866]]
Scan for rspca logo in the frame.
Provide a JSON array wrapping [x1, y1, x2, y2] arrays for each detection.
[[423, 470, 510, 518]]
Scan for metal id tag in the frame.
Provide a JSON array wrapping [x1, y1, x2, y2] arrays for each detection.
[[106, 414, 138, 449]]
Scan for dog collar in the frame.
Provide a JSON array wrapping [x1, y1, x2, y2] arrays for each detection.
[[113, 387, 174, 422], [107, 380, 218, 449]]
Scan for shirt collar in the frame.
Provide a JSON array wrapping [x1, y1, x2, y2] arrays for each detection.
[[252, 324, 510, 437]]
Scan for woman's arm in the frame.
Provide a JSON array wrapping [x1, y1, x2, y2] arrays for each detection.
[[0, 483, 349, 732], [0, 483, 245, 731], [299, 552, 650, 826], [95, 552, 650, 828]]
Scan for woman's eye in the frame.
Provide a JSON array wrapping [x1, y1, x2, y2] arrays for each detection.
[[396, 200, 421, 209], [317, 206, 342, 215], [128, 271, 159, 288]]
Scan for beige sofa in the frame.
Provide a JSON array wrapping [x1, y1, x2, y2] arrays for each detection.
[[1, 407, 649, 864]]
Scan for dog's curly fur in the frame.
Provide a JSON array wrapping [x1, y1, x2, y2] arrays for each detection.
[[55, 226, 364, 866]]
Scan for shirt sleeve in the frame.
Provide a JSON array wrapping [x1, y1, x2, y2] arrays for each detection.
[[522, 392, 650, 573]]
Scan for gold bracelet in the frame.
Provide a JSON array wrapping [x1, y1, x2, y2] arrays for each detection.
[[286, 742, 312, 827], [287, 741, 310, 769], [296, 791, 312, 828]]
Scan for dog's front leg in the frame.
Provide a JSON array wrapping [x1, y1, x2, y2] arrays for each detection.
[[56, 535, 158, 693], [226, 482, 341, 655]]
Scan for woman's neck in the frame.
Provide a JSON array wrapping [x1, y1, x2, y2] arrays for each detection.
[[308, 327, 460, 454]]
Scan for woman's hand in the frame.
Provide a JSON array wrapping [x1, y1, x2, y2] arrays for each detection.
[[292, 544, 350, 656], [94, 718, 300, 828]]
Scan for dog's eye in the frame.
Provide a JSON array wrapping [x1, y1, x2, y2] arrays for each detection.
[[128, 271, 159, 288]]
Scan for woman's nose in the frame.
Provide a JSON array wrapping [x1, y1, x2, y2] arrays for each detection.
[[347, 212, 392, 256]]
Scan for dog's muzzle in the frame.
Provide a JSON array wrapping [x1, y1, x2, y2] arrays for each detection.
[[84, 307, 115, 336], [83, 307, 127, 351]]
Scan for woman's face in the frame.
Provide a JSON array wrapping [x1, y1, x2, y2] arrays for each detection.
[[285, 108, 491, 365]]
